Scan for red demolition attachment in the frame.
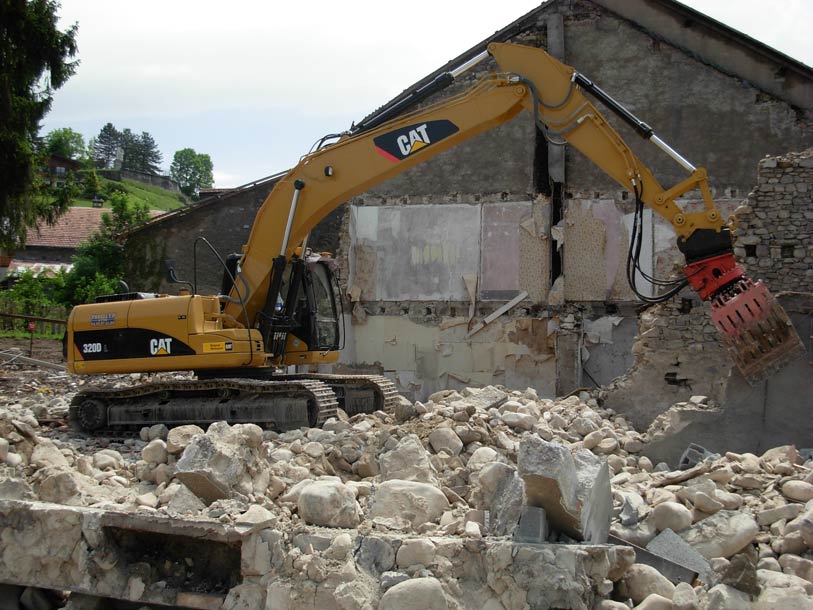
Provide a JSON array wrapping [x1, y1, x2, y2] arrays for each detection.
[[684, 254, 805, 383]]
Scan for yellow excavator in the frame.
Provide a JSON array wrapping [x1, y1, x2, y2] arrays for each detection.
[[65, 42, 805, 432]]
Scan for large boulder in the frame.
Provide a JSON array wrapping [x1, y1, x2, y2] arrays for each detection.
[[679, 510, 759, 559], [518, 438, 611, 543], [618, 563, 676, 605], [378, 577, 448, 610], [369, 480, 449, 528], [297, 480, 361, 528], [379, 435, 438, 485], [174, 421, 269, 504]]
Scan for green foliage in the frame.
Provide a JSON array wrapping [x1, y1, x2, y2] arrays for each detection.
[[81, 169, 102, 199], [170, 148, 214, 199], [93, 122, 119, 169], [43, 127, 85, 160], [100, 190, 149, 235], [4, 192, 150, 309], [93, 123, 164, 174], [0, 0, 78, 250]]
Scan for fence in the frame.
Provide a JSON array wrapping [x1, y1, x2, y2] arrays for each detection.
[[0, 304, 68, 336]]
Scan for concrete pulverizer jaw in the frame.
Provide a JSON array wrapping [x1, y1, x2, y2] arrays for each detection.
[[707, 277, 805, 383], [681, 232, 806, 383]]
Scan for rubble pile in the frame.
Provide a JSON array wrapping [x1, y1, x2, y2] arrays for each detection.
[[1, 369, 813, 609]]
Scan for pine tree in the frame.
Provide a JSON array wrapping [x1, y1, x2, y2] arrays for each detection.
[[0, 0, 78, 248], [119, 128, 140, 172], [94, 123, 120, 169], [139, 132, 162, 174]]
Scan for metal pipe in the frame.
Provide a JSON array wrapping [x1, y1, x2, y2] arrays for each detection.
[[280, 180, 305, 255], [450, 50, 489, 78], [650, 134, 696, 173]]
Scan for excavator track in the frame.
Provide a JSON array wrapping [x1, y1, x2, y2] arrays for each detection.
[[196, 369, 402, 417], [69, 378, 339, 434], [278, 373, 400, 416]]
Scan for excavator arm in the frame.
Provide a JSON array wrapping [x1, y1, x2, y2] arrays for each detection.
[[225, 42, 803, 382]]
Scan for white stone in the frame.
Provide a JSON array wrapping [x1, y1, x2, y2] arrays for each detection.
[[583, 430, 604, 449], [136, 492, 159, 508], [679, 510, 759, 559], [467, 447, 499, 472], [757, 568, 813, 594], [693, 492, 724, 515], [652, 502, 693, 533], [369, 480, 450, 528], [706, 584, 751, 610], [782, 480, 813, 502], [672, 581, 699, 610], [298, 480, 360, 528], [141, 439, 167, 465], [396, 539, 436, 567], [428, 428, 463, 456], [31, 440, 68, 469], [303, 442, 324, 459], [235, 423, 263, 448], [4, 452, 22, 467], [500, 412, 536, 431], [92, 449, 123, 471], [324, 533, 354, 560], [0, 438, 8, 462], [634, 594, 674, 610], [166, 425, 204, 454], [379, 435, 437, 484], [378, 577, 449, 610], [619, 563, 676, 604]]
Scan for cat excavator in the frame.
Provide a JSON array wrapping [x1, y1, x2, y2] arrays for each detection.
[[65, 42, 805, 432]]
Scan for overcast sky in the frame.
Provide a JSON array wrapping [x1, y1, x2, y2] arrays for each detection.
[[42, 0, 813, 188]]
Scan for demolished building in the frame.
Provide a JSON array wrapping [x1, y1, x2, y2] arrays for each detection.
[[122, 0, 813, 429]]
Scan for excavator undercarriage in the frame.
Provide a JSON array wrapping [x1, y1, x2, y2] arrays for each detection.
[[70, 373, 400, 434]]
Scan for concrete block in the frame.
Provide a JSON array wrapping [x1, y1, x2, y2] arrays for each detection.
[[518, 437, 611, 543], [608, 535, 697, 586], [678, 443, 721, 470], [646, 528, 712, 583], [513, 506, 548, 544]]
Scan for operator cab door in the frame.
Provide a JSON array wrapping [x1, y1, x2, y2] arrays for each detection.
[[280, 259, 341, 354]]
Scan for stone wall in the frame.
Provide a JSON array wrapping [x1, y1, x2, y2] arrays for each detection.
[[604, 149, 813, 449], [733, 149, 813, 293]]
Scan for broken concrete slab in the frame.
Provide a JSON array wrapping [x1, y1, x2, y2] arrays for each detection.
[[513, 505, 549, 544], [518, 437, 611, 543], [607, 534, 697, 586], [646, 528, 712, 583]]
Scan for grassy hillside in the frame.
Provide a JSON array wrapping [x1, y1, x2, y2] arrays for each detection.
[[72, 177, 187, 212]]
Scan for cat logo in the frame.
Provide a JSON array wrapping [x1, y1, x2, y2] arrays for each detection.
[[149, 337, 173, 356], [374, 120, 459, 162], [396, 124, 431, 156]]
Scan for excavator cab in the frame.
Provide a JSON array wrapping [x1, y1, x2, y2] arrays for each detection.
[[265, 256, 342, 364]]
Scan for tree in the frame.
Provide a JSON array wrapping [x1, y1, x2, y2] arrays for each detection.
[[170, 148, 214, 199], [0, 0, 79, 249], [138, 131, 162, 174], [119, 127, 139, 172], [93, 122, 120, 169], [44, 127, 84, 160], [62, 190, 149, 305]]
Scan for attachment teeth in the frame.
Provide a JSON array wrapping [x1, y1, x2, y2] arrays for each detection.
[[710, 278, 805, 383]]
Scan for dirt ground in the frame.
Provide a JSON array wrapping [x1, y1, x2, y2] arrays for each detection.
[[0, 337, 65, 365]]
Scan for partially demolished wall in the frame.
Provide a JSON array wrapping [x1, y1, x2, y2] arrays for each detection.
[[604, 149, 813, 461]]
